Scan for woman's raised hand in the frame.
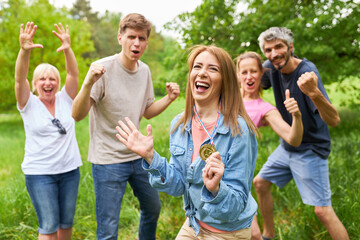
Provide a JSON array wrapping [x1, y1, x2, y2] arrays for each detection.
[[52, 23, 71, 52], [116, 117, 155, 163], [19, 22, 43, 51]]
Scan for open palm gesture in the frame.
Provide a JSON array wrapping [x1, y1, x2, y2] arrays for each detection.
[[116, 117, 155, 163], [19, 22, 43, 51], [52, 23, 71, 52]]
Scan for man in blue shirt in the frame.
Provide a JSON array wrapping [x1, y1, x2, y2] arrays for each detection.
[[253, 27, 349, 240]]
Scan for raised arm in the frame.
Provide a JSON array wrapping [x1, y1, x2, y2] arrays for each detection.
[[265, 89, 303, 147], [72, 64, 105, 121], [143, 82, 180, 119], [15, 22, 43, 109], [52, 23, 78, 99], [297, 71, 340, 127]]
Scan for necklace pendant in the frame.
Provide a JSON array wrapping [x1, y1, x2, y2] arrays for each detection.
[[199, 144, 217, 161]]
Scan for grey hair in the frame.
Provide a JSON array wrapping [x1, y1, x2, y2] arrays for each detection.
[[258, 27, 294, 54]]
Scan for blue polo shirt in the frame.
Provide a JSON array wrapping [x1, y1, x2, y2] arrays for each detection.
[[262, 58, 331, 159]]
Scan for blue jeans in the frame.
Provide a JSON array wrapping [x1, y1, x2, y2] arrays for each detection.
[[92, 159, 161, 240], [25, 168, 80, 234]]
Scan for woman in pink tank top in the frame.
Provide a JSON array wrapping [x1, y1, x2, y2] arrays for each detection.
[[236, 52, 304, 240]]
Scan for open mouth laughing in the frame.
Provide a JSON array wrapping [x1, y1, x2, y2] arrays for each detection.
[[246, 81, 255, 87], [44, 87, 53, 93], [195, 81, 210, 92]]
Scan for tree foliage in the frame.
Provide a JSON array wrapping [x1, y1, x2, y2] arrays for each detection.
[[168, 0, 360, 87], [0, 0, 181, 111], [165, 0, 241, 93], [1, 0, 359, 111], [143, 32, 185, 96], [0, 0, 94, 111], [70, 0, 121, 59], [237, 0, 360, 83]]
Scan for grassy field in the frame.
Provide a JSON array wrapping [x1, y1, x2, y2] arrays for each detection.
[[0, 93, 359, 239]]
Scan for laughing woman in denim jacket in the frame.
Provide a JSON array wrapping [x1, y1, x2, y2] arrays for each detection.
[[116, 45, 259, 240]]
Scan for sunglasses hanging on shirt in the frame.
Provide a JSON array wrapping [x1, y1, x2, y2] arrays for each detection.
[[51, 118, 67, 135]]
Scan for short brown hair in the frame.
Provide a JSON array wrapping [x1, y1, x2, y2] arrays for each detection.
[[118, 13, 152, 37]]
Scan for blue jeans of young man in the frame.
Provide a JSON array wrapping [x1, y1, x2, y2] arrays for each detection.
[[92, 159, 161, 240]]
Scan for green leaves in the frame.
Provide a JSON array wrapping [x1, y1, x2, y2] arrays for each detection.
[[0, 0, 93, 111], [168, 0, 360, 83], [163, 0, 360, 108], [1, 0, 359, 111]]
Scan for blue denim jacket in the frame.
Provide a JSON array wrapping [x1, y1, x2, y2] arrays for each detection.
[[143, 113, 258, 235]]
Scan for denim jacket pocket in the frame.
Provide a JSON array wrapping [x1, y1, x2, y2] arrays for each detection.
[[170, 145, 186, 156], [170, 144, 188, 181]]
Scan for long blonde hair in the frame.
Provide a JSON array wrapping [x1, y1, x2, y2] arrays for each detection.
[[173, 45, 259, 137]]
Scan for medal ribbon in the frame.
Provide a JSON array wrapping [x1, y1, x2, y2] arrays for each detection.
[[193, 101, 221, 145]]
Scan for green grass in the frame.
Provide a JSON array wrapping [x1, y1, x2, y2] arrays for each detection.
[[0, 94, 359, 239], [325, 76, 360, 110]]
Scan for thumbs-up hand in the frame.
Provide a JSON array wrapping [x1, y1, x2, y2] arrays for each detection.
[[285, 89, 290, 100], [284, 89, 301, 118]]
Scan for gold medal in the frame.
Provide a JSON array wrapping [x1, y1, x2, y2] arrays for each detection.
[[193, 103, 221, 162], [199, 144, 217, 161]]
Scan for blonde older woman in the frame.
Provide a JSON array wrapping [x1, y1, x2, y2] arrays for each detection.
[[15, 22, 81, 240]]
